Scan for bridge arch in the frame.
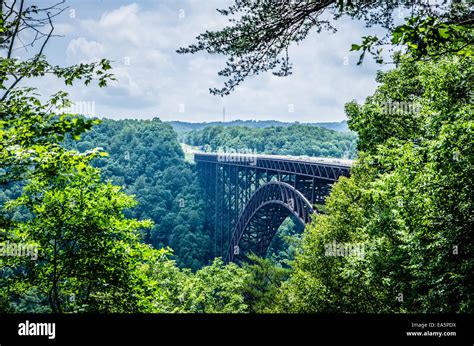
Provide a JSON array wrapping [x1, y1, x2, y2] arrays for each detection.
[[227, 181, 314, 262]]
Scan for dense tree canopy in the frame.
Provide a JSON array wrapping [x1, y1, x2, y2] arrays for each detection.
[[65, 118, 212, 271], [4, 163, 162, 313], [0, 0, 176, 313], [1, 0, 472, 316], [278, 54, 473, 313], [169, 119, 349, 134], [184, 124, 358, 158]]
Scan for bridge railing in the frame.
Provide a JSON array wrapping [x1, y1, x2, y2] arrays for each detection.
[[194, 152, 352, 182], [194, 152, 353, 261]]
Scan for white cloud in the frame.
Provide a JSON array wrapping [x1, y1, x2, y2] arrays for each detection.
[[30, 1, 389, 122], [67, 37, 105, 63], [54, 23, 76, 36]]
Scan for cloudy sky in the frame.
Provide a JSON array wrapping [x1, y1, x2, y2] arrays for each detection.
[[23, 0, 396, 123]]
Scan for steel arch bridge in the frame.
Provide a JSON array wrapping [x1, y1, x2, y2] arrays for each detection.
[[194, 152, 352, 263]]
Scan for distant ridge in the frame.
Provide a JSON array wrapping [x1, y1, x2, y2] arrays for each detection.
[[167, 119, 349, 133]]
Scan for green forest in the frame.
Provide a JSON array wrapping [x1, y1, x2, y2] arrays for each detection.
[[168, 119, 350, 134], [183, 124, 357, 158], [64, 119, 305, 271], [1, 0, 473, 314], [65, 119, 210, 271]]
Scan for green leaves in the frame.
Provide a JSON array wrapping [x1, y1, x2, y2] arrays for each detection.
[[66, 119, 212, 270], [179, 0, 470, 94], [390, 16, 473, 62], [281, 55, 473, 313], [185, 258, 250, 313], [0, 1, 128, 313], [350, 35, 381, 65], [184, 124, 357, 159], [5, 163, 164, 313]]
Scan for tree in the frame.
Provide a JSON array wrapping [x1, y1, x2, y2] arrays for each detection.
[[65, 118, 212, 270], [279, 54, 473, 313], [0, 1, 178, 313], [1, 1, 118, 312], [241, 254, 290, 313], [1, 0, 113, 214], [4, 162, 163, 313], [178, 0, 472, 95], [184, 124, 358, 159], [183, 258, 250, 313]]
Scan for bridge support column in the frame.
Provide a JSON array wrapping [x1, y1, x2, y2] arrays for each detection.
[[194, 153, 352, 262]]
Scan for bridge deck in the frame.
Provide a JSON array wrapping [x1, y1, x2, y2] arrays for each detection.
[[195, 151, 353, 261], [194, 152, 353, 166], [194, 152, 352, 181]]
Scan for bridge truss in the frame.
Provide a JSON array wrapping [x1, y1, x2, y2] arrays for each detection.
[[195, 153, 351, 262]]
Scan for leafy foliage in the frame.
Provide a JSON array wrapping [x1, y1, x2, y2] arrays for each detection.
[[279, 55, 473, 313], [241, 254, 290, 313], [4, 163, 162, 313], [169, 120, 349, 135], [0, 0, 170, 314], [184, 124, 357, 159], [352, 7, 473, 64], [2, 0, 472, 315], [65, 118, 211, 271], [178, 0, 468, 95]]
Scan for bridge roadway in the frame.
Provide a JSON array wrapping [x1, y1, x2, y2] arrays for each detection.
[[194, 152, 353, 262], [194, 152, 352, 181]]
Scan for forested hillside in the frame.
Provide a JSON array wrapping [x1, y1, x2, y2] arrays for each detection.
[[279, 55, 474, 313], [65, 119, 211, 271], [169, 120, 349, 133], [3, 54, 470, 314], [184, 125, 357, 158], [64, 119, 312, 270]]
